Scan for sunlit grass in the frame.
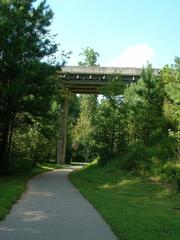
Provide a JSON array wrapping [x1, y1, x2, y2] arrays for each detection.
[[36, 162, 62, 171], [69, 161, 180, 240]]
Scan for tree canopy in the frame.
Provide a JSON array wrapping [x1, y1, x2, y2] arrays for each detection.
[[78, 47, 100, 66], [0, 0, 59, 174]]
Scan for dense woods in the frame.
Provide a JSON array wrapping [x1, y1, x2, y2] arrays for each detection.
[[70, 58, 180, 189], [0, 0, 179, 191], [0, 0, 61, 174]]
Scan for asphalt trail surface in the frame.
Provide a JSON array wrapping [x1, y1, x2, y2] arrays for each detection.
[[0, 168, 117, 240]]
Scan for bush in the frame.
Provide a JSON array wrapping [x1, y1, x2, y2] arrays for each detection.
[[148, 135, 176, 162], [9, 156, 34, 175], [162, 163, 180, 191], [120, 143, 149, 171], [98, 153, 114, 166]]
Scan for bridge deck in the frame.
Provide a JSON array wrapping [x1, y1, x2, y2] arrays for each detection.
[[58, 66, 159, 94], [57, 66, 160, 164]]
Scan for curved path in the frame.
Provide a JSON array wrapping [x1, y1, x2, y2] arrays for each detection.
[[0, 168, 117, 240]]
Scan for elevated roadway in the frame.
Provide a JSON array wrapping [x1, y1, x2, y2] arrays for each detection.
[[59, 66, 159, 94]]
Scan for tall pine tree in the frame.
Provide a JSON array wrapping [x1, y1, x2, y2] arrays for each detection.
[[0, 0, 58, 174]]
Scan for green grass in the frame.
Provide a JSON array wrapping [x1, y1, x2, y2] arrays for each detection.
[[69, 161, 180, 240], [0, 162, 61, 221]]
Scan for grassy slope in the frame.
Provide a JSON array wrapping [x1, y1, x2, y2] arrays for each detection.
[[69, 161, 180, 240], [0, 163, 61, 221]]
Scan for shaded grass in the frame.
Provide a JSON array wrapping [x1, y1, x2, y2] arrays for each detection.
[[69, 161, 180, 240], [0, 162, 61, 221]]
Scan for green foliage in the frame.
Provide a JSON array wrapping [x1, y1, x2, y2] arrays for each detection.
[[68, 62, 178, 175], [70, 47, 100, 162], [162, 163, 180, 190], [66, 95, 80, 162], [72, 95, 97, 162], [160, 63, 180, 159], [120, 143, 148, 171], [93, 98, 126, 165], [101, 77, 125, 96], [78, 47, 100, 66], [88, 62, 180, 185], [148, 135, 176, 162], [0, 0, 61, 174], [124, 64, 164, 145]]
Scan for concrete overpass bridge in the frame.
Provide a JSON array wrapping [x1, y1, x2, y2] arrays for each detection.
[[58, 66, 157, 94], [57, 66, 159, 163]]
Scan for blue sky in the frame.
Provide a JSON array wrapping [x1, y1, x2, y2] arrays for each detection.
[[46, 0, 180, 68]]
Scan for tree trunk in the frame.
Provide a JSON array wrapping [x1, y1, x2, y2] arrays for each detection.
[[0, 98, 16, 175], [7, 112, 16, 164], [0, 119, 10, 175], [57, 97, 69, 164], [85, 148, 89, 163]]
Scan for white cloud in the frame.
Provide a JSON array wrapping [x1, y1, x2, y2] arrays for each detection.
[[108, 44, 155, 68]]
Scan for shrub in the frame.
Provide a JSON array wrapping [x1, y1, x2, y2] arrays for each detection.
[[120, 143, 149, 171], [9, 156, 34, 175], [98, 152, 114, 166], [148, 135, 176, 162], [162, 163, 180, 191]]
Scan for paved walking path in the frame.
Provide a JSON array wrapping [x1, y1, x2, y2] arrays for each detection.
[[0, 168, 117, 240]]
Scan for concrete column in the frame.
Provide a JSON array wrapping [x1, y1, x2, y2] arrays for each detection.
[[56, 139, 62, 164], [57, 97, 69, 164], [61, 98, 69, 163]]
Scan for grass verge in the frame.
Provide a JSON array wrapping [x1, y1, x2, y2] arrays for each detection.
[[0, 162, 61, 221], [69, 161, 180, 240]]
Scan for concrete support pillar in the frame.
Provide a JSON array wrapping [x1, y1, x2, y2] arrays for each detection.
[[57, 97, 69, 164]]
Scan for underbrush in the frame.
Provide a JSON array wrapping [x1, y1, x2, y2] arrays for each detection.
[[161, 163, 180, 190], [111, 139, 180, 191]]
